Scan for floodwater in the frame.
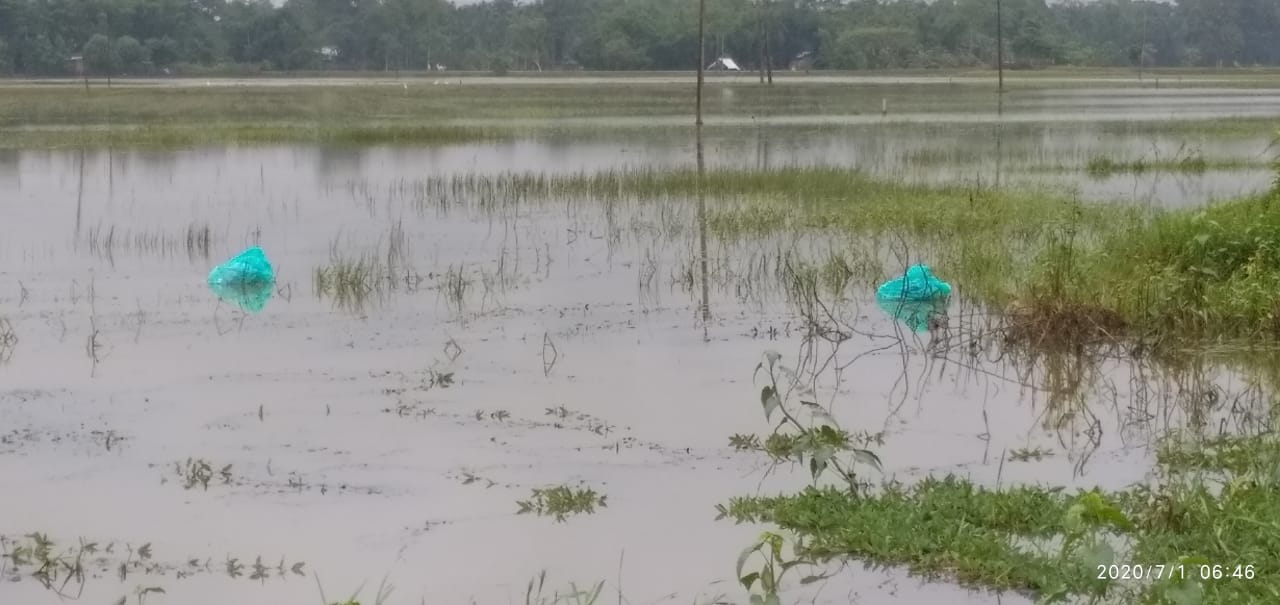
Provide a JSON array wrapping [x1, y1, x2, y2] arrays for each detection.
[[4, 119, 1274, 210], [1, 82, 1278, 605]]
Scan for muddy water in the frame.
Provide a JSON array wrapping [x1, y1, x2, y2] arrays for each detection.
[[0, 134, 1275, 603]]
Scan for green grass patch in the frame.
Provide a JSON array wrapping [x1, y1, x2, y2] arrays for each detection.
[[499, 163, 1280, 347], [721, 433, 1280, 603]]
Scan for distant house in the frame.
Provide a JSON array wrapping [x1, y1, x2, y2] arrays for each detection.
[[789, 51, 815, 72], [318, 46, 340, 62], [66, 55, 84, 75], [706, 56, 741, 71]]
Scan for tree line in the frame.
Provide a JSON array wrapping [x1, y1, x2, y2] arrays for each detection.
[[1, 0, 1278, 76]]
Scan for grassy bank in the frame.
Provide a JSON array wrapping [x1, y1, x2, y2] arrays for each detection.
[[722, 431, 1280, 604], [0, 123, 512, 149]]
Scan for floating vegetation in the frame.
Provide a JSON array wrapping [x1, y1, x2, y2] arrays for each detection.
[[173, 458, 235, 491], [1009, 447, 1055, 462], [0, 533, 100, 597], [516, 486, 607, 522]]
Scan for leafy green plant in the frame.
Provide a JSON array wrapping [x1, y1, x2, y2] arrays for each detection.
[[734, 531, 830, 605], [1037, 491, 1134, 603], [740, 350, 882, 491], [516, 486, 607, 521]]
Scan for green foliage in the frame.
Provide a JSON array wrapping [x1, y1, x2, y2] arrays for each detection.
[[738, 351, 883, 491], [516, 485, 607, 522], [0, 533, 95, 595], [734, 531, 829, 604], [0, 0, 1278, 74], [115, 36, 149, 73], [0, 36, 11, 74], [720, 432, 1280, 604], [83, 33, 119, 75]]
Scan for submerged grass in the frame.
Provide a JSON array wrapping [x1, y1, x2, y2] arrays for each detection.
[[459, 162, 1280, 348]]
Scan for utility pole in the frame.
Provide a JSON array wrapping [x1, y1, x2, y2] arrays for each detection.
[[696, 0, 705, 125], [996, 0, 1004, 93], [763, 0, 773, 84], [758, 0, 766, 84], [1138, 3, 1147, 81]]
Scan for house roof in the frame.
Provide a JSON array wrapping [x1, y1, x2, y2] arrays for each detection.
[[708, 57, 740, 70]]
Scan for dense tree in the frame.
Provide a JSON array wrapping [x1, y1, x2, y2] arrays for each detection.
[[0, 0, 1278, 76], [115, 35, 148, 72], [82, 33, 118, 74]]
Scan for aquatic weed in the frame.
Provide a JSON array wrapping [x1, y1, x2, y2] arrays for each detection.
[[516, 485, 607, 522]]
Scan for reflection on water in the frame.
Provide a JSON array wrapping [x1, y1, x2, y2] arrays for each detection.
[[208, 279, 274, 313], [878, 297, 949, 333]]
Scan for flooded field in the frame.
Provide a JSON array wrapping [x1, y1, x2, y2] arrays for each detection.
[[2, 77, 1279, 604]]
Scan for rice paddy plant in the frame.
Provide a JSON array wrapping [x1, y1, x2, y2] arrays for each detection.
[[79, 222, 215, 262], [313, 256, 383, 310], [313, 222, 419, 312], [1085, 153, 1212, 177], [316, 574, 394, 605], [524, 570, 604, 605]]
